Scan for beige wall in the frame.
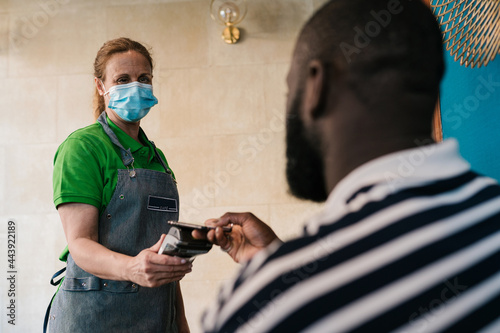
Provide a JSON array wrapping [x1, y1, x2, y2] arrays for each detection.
[[0, 0, 327, 331]]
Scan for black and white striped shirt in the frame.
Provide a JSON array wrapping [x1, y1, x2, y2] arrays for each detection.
[[202, 139, 500, 332]]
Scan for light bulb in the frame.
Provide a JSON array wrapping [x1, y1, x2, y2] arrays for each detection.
[[218, 2, 240, 24], [209, 0, 248, 44]]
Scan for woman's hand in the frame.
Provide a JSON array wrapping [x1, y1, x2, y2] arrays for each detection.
[[125, 234, 193, 288], [194, 212, 280, 263]]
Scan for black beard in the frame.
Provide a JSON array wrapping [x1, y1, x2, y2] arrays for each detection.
[[285, 92, 328, 202]]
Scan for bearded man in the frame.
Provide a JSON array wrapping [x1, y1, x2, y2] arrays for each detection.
[[197, 0, 500, 332]]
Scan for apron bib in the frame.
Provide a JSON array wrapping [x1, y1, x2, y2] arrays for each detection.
[[48, 113, 179, 332]]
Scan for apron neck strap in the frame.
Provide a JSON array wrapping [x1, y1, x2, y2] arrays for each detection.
[[149, 140, 172, 175], [97, 112, 135, 167], [97, 112, 172, 175]]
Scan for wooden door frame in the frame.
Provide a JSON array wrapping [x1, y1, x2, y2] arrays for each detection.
[[423, 0, 443, 142]]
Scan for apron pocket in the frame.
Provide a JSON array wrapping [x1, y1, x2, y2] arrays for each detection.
[[63, 276, 139, 293]]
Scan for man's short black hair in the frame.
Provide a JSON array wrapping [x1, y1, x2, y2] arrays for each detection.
[[295, 0, 444, 113]]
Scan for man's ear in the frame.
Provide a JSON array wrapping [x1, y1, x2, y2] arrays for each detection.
[[304, 59, 326, 119]]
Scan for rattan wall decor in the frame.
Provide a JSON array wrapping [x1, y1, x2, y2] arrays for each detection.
[[431, 0, 500, 68]]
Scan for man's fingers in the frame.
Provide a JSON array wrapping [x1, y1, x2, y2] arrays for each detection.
[[206, 229, 217, 244], [219, 212, 257, 227], [192, 229, 207, 240], [204, 218, 220, 227], [218, 212, 241, 226], [215, 227, 232, 250], [201, 227, 232, 250]]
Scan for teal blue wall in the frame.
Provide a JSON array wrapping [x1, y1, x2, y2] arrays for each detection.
[[439, 52, 500, 182]]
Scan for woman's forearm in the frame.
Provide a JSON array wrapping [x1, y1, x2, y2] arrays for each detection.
[[69, 237, 131, 281], [60, 202, 131, 281]]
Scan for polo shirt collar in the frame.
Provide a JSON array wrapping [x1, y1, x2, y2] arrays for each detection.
[[305, 139, 470, 234], [107, 116, 155, 161]]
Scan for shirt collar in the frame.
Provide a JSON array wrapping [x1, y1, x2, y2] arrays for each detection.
[[305, 139, 470, 234], [107, 116, 154, 157]]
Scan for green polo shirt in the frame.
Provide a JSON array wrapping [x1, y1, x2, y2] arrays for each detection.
[[53, 116, 174, 215]]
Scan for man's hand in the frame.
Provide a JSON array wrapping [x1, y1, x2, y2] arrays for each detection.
[[193, 212, 280, 263]]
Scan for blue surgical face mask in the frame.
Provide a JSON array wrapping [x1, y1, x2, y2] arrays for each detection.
[[101, 80, 158, 123]]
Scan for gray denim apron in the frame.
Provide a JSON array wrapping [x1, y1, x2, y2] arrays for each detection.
[[48, 113, 179, 332]]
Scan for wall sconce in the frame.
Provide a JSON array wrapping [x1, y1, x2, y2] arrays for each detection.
[[210, 0, 248, 44]]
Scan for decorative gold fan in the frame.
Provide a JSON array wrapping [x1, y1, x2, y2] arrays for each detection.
[[431, 0, 500, 68]]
